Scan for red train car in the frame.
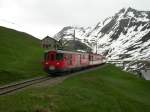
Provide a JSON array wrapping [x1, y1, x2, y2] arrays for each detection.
[[43, 50, 104, 74]]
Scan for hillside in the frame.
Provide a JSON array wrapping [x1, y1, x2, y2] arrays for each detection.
[[0, 65, 150, 112], [0, 26, 46, 85]]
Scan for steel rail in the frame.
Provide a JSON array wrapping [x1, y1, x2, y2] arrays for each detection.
[[0, 76, 51, 95]]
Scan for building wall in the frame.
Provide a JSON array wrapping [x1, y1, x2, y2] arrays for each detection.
[[42, 37, 58, 50]]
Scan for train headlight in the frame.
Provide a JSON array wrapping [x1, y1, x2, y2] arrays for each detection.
[[49, 66, 55, 70], [45, 62, 49, 65], [56, 62, 60, 65]]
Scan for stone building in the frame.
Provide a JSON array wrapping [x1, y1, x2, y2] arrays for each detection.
[[41, 36, 59, 50]]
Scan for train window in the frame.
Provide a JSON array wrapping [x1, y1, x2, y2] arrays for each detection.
[[89, 55, 91, 60], [70, 55, 72, 64], [67, 54, 72, 65], [56, 53, 64, 61], [91, 56, 93, 61]]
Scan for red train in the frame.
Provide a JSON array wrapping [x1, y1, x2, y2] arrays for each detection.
[[43, 50, 105, 74]]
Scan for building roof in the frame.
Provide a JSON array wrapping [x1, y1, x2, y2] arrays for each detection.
[[42, 36, 57, 42]]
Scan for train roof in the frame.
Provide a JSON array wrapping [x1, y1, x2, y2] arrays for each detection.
[[45, 50, 89, 54], [44, 50, 102, 56]]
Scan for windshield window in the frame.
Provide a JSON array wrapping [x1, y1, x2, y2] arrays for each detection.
[[50, 54, 55, 61], [56, 53, 64, 61]]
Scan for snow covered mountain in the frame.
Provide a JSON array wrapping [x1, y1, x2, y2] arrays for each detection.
[[53, 26, 93, 52], [94, 7, 150, 60], [54, 7, 150, 73]]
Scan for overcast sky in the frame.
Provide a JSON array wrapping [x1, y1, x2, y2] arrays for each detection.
[[0, 0, 150, 39]]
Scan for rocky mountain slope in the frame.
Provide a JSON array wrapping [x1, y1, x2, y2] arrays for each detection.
[[54, 7, 150, 73], [92, 7, 150, 60]]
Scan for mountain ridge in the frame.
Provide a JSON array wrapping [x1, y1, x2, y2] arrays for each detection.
[[54, 7, 150, 72]]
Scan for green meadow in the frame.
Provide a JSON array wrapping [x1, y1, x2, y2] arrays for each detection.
[[0, 65, 150, 112]]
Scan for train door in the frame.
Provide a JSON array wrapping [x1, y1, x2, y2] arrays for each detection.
[[49, 52, 55, 61], [67, 54, 72, 66], [77, 54, 81, 66], [89, 54, 93, 65]]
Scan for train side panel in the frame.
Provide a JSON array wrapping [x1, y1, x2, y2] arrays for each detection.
[[63, 53, 89, 70], [43, 50, 105, 74], [89, 54, 104, 66]]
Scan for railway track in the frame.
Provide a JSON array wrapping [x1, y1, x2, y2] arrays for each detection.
[[0, 64, 106, 96], [0, 76, 52, 95]]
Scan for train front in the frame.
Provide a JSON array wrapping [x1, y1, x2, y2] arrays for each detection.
[[43, 51, 66, 74]]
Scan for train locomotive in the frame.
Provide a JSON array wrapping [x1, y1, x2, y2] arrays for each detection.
[[43, 50, 105, 74]]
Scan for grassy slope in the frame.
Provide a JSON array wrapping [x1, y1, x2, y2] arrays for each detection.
[[0, 65, 150, 112], [0, 26, 46, 85]]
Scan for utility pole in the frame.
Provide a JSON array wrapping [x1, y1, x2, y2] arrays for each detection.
[[73, 29, 76, 51], [95, 35, 98, 54], [73, 29, 75, 42], [96, 41, 98, 54], [59, 34, 64, 50]]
